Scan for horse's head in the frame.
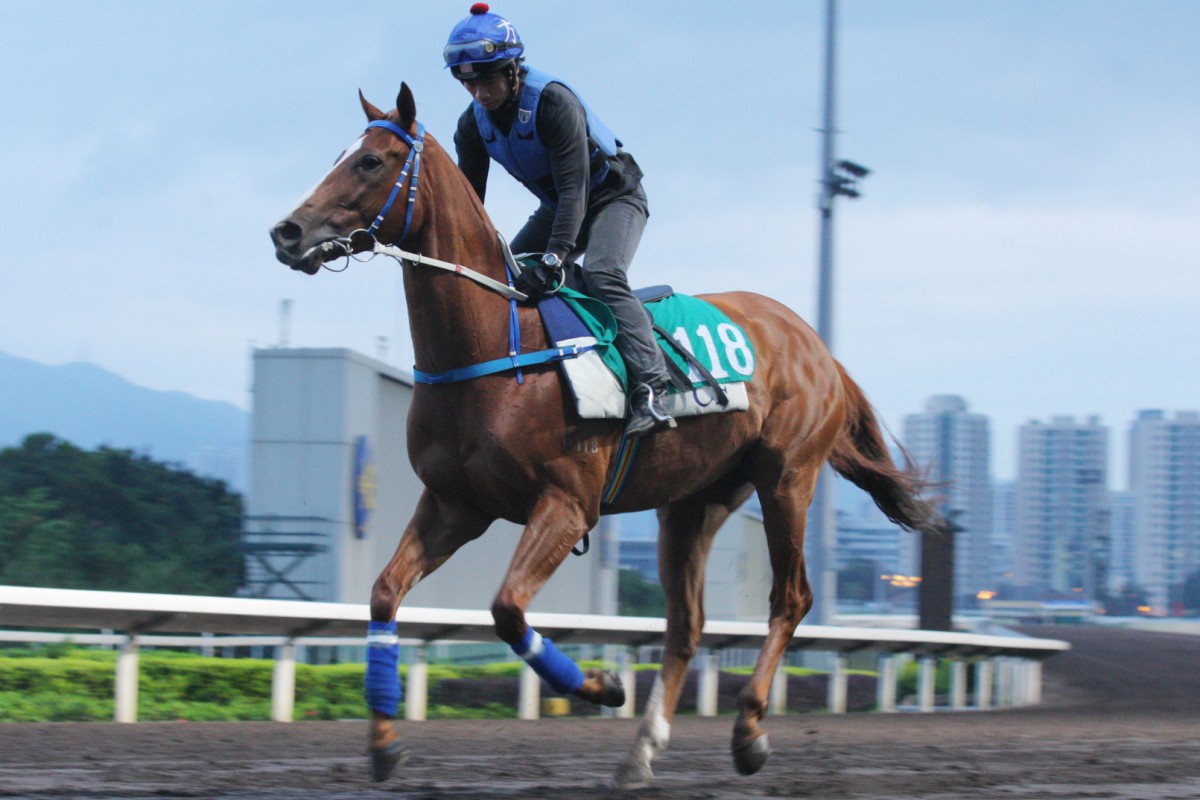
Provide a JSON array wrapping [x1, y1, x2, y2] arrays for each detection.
[[271, 83, 427, 274]]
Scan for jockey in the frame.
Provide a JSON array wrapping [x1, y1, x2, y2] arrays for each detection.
[[444, 3, 675, 438]]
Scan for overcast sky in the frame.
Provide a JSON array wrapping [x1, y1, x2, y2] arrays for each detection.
[[2, 0, 1196, 483]]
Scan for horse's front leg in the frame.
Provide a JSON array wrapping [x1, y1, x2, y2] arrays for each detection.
[[367, 489, 492, 782], [490, 487, 626, 709]]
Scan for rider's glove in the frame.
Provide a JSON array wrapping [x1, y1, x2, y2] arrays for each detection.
[[514, 252, 564, 299]]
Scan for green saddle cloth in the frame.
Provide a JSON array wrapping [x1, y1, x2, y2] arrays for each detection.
[[556, 286, 756, 393]]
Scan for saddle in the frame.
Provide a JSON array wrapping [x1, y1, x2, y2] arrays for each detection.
[[533, 275, 755, 422]]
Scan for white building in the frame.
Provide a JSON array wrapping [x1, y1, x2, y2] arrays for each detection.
[[1014, 416, 1109, 601], [1128, 410, 1200, 613], [902, 395, 993, 603]]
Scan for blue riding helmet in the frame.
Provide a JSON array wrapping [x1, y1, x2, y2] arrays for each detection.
[[444, 3, 524, 80]]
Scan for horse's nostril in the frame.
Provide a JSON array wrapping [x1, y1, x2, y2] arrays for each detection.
[[272, 220, 303, 247]]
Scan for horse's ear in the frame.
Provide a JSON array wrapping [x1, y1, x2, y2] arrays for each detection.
[[359, 89, 385, 122], [397, 83, 417, 129]]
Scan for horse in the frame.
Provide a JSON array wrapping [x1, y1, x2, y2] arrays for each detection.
[[270, 84, 942, 789]]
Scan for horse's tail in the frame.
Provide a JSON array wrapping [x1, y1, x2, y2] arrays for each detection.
[[827, 364, 944, 534]]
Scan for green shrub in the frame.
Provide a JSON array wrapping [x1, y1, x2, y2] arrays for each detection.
[[0, 647, 772, 723], [0, 691, 111, 721], [141, 658, 274, 704], [897, 660, 958, 696], [0, 656, 114, 696], [296, 663, 364, 708]]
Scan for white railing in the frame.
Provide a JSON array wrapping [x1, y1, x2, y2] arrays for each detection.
[[0, 585, 1068, 723]]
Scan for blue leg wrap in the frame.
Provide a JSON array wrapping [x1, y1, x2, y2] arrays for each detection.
[[514, 626, 585, 694], [365, 620, 402, 717]]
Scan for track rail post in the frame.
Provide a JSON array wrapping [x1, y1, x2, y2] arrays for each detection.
[[114, 635, 139, 723], [270, 640, 297, 722], [405, 645, 429, 721]]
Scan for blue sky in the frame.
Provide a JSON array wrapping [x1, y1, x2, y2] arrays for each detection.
[[2, 1, 1197, 482]]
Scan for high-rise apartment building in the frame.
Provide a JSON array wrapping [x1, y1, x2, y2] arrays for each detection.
[[1129, 410, 1200, 613], [1108, 490, 1136, 593], [1014, 416, 1109, 601], [990, 480, 1016, 587], [902, 395, 993, 603]]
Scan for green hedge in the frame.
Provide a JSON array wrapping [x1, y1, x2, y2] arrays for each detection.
[[897, 659, 970, 697], [0, 647, 894, 723], [0, 647, 584, 723], [0, 648, 368, 722]]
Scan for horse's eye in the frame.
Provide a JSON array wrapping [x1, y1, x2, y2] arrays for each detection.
[[357, 154, 384, 172]]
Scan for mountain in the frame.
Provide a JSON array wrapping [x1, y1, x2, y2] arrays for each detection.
[[0, 350, 247, 491]]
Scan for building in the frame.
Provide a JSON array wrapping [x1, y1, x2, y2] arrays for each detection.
[[1014, 416, 1109, 601], [1108, 490, 1136, 594], [836, 503, 902, 574], [1128, 410, 1200, 613], [902, 395, 993, 603], [990, 480, 1016, 588], [615, 509, 658, 583], [703, 502, 773, 622]]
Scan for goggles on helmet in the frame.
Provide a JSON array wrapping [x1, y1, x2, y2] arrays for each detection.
[[450, 59, 516, 82], [443, 38, 523, 69]]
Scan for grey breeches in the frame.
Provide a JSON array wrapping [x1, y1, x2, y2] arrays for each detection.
[[510, 187, 669, 389]]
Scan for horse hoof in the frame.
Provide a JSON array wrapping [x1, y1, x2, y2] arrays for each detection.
[[370, 740, 410, 783], [732, 734, 771, 776], [595, 669, 626, 708], [612, 759, 654, 790]]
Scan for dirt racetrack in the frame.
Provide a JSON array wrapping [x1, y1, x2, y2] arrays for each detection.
[[1, 626, 1199, 799]]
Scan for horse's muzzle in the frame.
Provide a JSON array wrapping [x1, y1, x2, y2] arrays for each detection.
[[271, 219, 340, 275]]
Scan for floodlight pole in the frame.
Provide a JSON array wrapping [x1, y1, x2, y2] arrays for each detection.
[[808, 0, 841, 626]]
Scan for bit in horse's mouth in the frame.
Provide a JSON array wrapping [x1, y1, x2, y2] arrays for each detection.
[[285, 238, 348, 275]]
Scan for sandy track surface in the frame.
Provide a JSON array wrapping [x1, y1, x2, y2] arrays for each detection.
[[1, 625, 1199, 799]]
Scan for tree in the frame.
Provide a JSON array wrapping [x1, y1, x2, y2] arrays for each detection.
[[0, 434, 243, 595], [618, 568, 665, 617]]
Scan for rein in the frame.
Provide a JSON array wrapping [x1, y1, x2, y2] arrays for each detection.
[[363, 238, 527, 302]]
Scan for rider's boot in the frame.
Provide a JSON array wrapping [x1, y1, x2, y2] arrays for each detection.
[[625, 381, 677, 438]]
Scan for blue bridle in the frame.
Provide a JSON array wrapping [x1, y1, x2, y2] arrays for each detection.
[[351, 117, 593, 390], [364, 119, 426, 243]]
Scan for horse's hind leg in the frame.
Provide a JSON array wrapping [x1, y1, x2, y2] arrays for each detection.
[[613, 478, 754, 790], [729, 463, 820, 776], [367, 489, 492, 781]]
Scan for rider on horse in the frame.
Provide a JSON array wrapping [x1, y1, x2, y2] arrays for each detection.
[[444, 3, 676, 437]]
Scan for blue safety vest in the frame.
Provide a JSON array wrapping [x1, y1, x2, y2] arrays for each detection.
[[474, 67, 621, 205]]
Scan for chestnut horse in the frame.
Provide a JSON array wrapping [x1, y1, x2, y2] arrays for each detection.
[[271, 84, 941, 789]]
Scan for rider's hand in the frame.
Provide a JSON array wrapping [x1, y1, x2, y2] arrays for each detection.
[[514, 253, 564, 299]]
